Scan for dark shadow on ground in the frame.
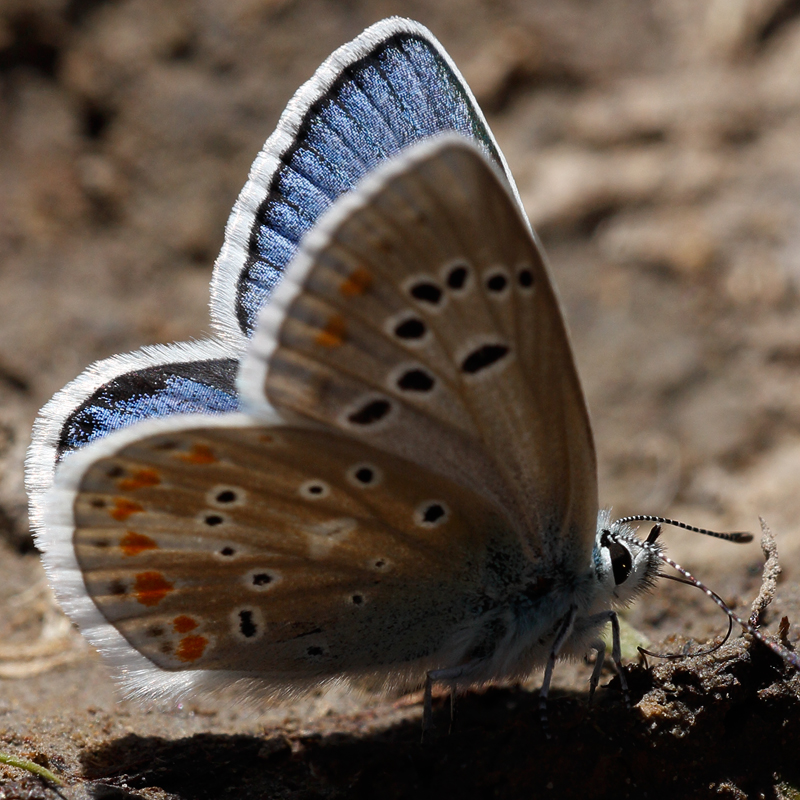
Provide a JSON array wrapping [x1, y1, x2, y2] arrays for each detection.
[[79, 640, 800, 800]]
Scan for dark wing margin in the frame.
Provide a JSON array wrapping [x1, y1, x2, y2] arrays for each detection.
[[26, 340, 240, 538]]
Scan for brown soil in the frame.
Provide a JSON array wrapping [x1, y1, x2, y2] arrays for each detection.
[[1, 1, 800, 798]]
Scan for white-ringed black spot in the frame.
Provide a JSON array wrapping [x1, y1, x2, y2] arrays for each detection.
[[394, 317, 426, 340], [446, 263, 469, 290], [204, 514, 224, 527], [245, 568, 280, 591], [351, 593, 365, 605], [347, 398, 392, 426], [231, 606, 264, 641], [346, 462, 382, 488], [239, 610, 258, 638], [486, 272, 508, 293], [300, 480, 330, 499], [208, 485, 246, 508], [409, 281, 443, 305], [518, 267, 535, 288], [396, 368, 435, 393], [355, 467, 374, 483], [414, 501, 450, 528], [372, 559, 389, 570], [461, 344, 510, 374], [219, 546, 236, 557]]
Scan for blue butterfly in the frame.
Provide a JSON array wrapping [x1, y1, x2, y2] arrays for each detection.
[[27, 17, 790, 732]]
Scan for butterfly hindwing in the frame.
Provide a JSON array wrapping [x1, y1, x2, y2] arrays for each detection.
[[242, 137, 597, 567], [50, 414, 525, 696], [27, 339, 241, 543]]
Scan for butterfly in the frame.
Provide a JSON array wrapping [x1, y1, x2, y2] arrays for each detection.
[[25, 17, 791, 732]]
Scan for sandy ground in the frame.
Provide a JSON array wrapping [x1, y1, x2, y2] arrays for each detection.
[[1, 1, 800, 797]]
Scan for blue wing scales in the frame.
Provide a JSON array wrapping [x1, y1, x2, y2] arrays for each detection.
[[218, 20, 511, 339]]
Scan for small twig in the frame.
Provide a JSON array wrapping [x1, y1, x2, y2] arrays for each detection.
[[749, 517, 781, 629]]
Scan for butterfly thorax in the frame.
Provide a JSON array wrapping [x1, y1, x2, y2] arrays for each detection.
[[442, 512, 661, 684]]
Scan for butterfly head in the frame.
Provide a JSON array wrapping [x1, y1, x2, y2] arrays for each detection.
[[593, 511, 663, 608]]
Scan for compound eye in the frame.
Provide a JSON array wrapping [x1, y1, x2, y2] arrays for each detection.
[[601, 530, 633, 585]]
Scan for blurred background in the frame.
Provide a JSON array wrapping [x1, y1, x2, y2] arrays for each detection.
[[1, 0, 800, 795]]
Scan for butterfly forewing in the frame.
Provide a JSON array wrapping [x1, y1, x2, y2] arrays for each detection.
[[217, 19, 508, 340], [71, 420, 522, 681], [246, 138, 597, 566]]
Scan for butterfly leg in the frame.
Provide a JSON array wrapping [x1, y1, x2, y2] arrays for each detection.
[[586, 610, 630, 708], [538, 606, 577, 740], [422, 665, 475, 739], [588, 639, 606, 705]]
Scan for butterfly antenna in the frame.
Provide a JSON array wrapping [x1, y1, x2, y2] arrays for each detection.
[[616, 514, 753, 543], [614, 527, 800, 672]]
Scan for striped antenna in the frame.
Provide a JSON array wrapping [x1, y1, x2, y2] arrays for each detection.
[[611, 525, 800, 672], [616, 515, 753, 543]]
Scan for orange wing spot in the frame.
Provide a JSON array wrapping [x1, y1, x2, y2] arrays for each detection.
[[173, 615, 198, 633], [120, 531, 158, 556], [110, 498, 144, 522], [178, 444, 217, 465], [176, 634, 208, 662], [339, 267, 372, 297], [133, 571, 174, 607], [315, 314, 347, 348], [118, 468, 161, 491]]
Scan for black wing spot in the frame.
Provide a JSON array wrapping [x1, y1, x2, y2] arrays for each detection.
[[252, 572, 272, 587], [397, 369, 435, 392], [204, 514, 224, 526], [109, 579, 127, 596], [106, 466, 124, 478], [355, 467, 374, 484], [461, 344, 510, 374], [486, 274, 508, 292], [423, 503, 446, 523], [90, 498, 106, 509], [351, 594, 364, 605], [216, 489, 237, 504], [518, 268, 534, 288], [348, 399, 391, 425], [238, 609, 258, 639], [306, 646, 324, 656], [394, 318, 427, 340], [415, 501, 450, 527], [410, 281, 443, 305], [220, 546, 236, 557], [447, 264, 469, 289], [300, 481, 329, 498]]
